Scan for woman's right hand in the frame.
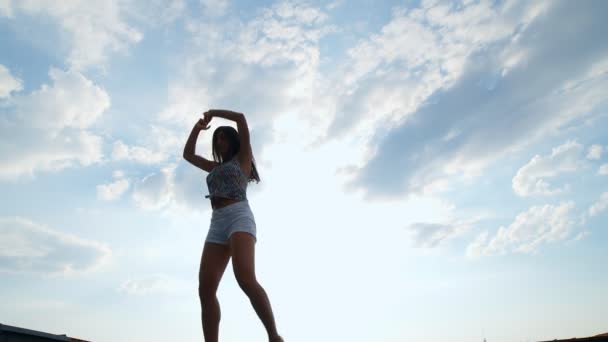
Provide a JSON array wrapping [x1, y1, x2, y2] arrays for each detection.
[[195, 115, 212, 131]]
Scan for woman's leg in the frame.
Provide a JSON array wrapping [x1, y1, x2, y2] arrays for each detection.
[[229, 232, 283, 341], [199, 242, 231, 342]]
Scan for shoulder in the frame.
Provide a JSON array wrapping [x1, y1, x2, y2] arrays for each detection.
[[234, 152, 243, 162]]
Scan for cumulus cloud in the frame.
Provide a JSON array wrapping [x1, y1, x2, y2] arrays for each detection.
[[328, 0, 539, 138], [110, 125, 182, 165], [201, 0, 229, 16], [1, 1, 143, 69], [335, 0, 608, 199], [512, 140, 585, 197], [0, 217, 111, 276], [326, 0, 344, 11], [132, 164, 175, 210], [158, 1, 335, 156], [0, 64, 22, 98], [125, 0, 186, 25], [586, 144, 603, 160], [0, 0, 12, 16], [0, 68, 108, 180], [112, 141, 166, 164], [588, 192, 608, 217], [598, 164, 608, 176], [573, 230, 591, 241], [97, 174, 130, 201], [13, 68, 109, 131], [131, 161, 208, 212], [113, 170, 126, 178], [170, 160, 210, 210], [407, 216, 480, 248], [467, 202, 578, 257]]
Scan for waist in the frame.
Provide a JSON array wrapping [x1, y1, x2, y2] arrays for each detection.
[[209, 196, 243, 210]]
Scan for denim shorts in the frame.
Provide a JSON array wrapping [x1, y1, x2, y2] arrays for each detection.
[[206, 200, 257, 245]]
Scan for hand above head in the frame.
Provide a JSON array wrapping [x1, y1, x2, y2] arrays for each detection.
[[203, 110, 215, 117], [203, 109, 244, 121], [195, 114, 212, 131]]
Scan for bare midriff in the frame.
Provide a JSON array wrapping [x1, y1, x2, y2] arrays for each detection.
[[210, 196, 242, 210]]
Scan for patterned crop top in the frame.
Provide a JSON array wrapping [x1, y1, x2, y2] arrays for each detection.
[[205, 157, 248, 200]]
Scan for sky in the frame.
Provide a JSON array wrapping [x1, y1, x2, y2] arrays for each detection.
[[0, 0, 607, 341]]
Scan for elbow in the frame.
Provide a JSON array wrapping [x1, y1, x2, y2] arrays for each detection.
[[236, 112, 247, 125]]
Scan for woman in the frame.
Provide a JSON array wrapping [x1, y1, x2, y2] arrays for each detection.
[[183, 109, 283, 342]]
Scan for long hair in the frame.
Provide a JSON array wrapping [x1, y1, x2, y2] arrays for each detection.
[[211, 126, 260, 183]]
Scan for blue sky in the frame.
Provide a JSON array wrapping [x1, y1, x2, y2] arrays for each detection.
[[1, 0, 607, 341]]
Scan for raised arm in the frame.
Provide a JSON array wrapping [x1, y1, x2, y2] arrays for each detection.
[[206, 109, 252, 176], [183, 117, 217, 172]]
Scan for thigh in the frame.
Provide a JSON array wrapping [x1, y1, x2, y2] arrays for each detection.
[[199, 242, 231, 292], [206, 214, 230, 245], [229, 232, 257, 283]]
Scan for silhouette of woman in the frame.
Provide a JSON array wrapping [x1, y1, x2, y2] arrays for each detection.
[[183, 109, 283, 342]]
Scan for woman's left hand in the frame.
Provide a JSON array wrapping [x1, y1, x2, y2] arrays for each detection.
[[202, 110, 215, 119]]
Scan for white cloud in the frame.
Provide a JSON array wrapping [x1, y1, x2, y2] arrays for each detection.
[[588, 192, 608, 217], [113, 170, 125, 179], [512, 141, 585, 197], [574, 230, 590, 241], [0, 0, 12, 16], [0, 64, 22, 98], [97, 178, 130, 201], [598, 164, 608, 175], [132, 165, 174, 210], [466, 230, 489, 258], [407, 216, 482, 248], [159, 1, 334, 146], [467, 202, 578, 257], [110, 125, 182, 165], [14, 68, 109, 132], [112, 140, 167, 165], [3, 1, 142, 69], [131, 161, 208, 212], [0, 217, 111, 276], [330, 0, 534, 137], [586, 144, 603, 160], [0, 68, 108, 180], [201, 0, 228, 16], [170, 160, 210, 210], [408, 222, 463, 248], [119, 273, 189, 295], [125, 0, 186, 25], [273, 1, 328, 25], [334, 1, 608, 199], [326, 0, 344, 11]]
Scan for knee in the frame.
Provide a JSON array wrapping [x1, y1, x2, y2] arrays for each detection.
[[198, 282, 217, 303], [236, 276, 259, 294]]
